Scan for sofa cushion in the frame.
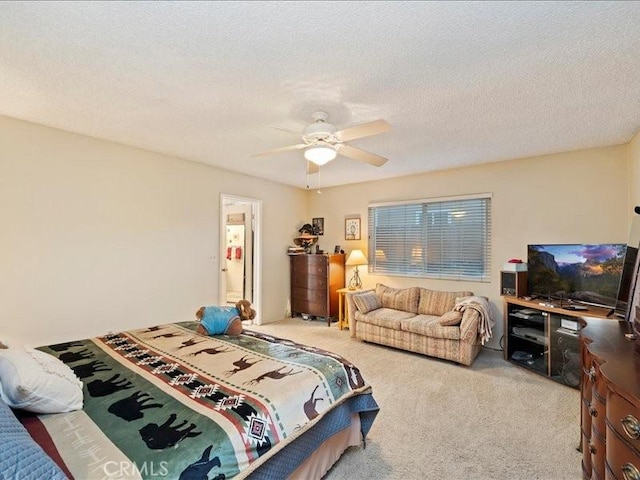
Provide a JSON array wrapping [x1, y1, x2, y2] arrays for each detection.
[[353, 291, 382, 314], [356, 308, 416, 330], [375, 284, 420, 314], [400, 315, 461, 340], [438, 310, 463, 326], [418, 289, 473, 316]]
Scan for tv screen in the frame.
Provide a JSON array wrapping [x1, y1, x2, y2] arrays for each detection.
[[527, 243, 626, 308]]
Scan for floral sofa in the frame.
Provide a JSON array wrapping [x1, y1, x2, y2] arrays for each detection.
[[346, 284, 492, 366]]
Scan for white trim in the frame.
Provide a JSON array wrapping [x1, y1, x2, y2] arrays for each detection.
[[369, 192, 493, 208], [220, 194, 262, 325]]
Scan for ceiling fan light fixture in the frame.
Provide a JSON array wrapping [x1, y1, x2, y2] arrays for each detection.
[[304, 145, 336, 165]]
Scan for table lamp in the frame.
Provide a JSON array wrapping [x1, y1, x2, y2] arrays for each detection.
[[346, 249, 367, 289]]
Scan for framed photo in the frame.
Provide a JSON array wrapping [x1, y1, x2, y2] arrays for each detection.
[[345, 217, 361, 240], [312, 217, 324, 235], [334, 245, 341, 253]]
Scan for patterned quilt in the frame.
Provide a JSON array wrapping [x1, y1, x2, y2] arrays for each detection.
[[30, 322, 379, 479]]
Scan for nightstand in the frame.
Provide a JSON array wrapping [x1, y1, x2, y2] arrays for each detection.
[[336, 287, 360, 330]]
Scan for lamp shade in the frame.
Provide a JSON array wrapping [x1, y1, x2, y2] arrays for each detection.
[[304, 145, 336, 165], [346, 249, 367, 266]]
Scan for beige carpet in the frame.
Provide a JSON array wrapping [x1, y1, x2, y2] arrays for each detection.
[[250, 316, 582, 480]]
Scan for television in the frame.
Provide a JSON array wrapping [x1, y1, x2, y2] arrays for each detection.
[[527, 243, 626, 309], [614, 245, 639, 318]]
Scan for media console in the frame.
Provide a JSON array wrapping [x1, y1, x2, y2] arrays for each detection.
[[503, 296, 612, 388]]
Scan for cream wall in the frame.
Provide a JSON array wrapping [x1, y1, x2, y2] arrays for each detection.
[[1, 112, 635, 351], [309, 145, 630, 348], [0, 116, 306, 346]]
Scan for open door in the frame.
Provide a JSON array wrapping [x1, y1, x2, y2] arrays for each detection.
[[220, 194, 261, 324]]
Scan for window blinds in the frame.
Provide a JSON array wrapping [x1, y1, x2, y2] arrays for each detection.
[[368, 194, 491, 281]]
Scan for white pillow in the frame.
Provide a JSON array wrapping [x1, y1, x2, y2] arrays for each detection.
[[0, 347, 83, 413]]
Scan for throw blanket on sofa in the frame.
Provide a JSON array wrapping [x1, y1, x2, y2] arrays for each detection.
[[454, 296, 494, 345], [31, 322, 379, 479]]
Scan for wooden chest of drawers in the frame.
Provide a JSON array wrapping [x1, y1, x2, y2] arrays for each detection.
[[580, 318, 640, 480], [289, 253, 345, 325]]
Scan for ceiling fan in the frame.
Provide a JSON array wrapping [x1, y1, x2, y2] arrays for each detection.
[[253, 111, 390, 173]]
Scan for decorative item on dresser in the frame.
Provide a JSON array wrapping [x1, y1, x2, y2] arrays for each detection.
[[580, 316, 640, 480], [291, 223, 319, 254], [289, 253, 345, 325]]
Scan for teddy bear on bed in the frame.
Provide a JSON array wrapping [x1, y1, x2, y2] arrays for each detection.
[[195, 300, 256, 337]]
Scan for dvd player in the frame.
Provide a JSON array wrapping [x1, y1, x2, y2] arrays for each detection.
[[512, 327, 547, 344]]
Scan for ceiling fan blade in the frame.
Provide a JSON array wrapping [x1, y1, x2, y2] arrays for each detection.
[[252, 143, 306, 158], [335, 119, 390, 142], [271, 126, 301, 137], [337, 144, 388, 167], [306, 161, 319, 175]]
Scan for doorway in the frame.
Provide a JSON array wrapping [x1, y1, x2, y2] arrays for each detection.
[[220, 194, 261, 324]]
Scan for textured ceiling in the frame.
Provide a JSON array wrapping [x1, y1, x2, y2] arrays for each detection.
[[1, 1, 640, 189]]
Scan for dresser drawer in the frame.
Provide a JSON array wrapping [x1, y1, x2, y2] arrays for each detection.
[[593, 462, 603, 480], [582, 352, 594, 404], [591, 360, 607, 401], [291, 272, 328, 289], [591, 426, 606, 479], [607, 390, 640, 452], [591, 394, 607, 440], [583, 372, 593, 404], [291, 297, 328, 317], [606, 424, 640, 480], [291, 287, 327, 303], [582, 431, 592, 479], [584, 397, 594, 438], [291, 255, 327, 275]]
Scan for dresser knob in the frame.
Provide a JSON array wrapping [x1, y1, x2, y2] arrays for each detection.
[[588, 366, 596, 382], [589, 405, 597, 417], [589, 442, 596, 454], [622, 415, 640, 440], [622, 463, 640, 480]]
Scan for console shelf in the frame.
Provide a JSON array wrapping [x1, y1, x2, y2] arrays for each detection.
[[503, 296, 612, 388]]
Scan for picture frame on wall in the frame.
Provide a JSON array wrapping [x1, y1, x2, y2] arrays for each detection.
[[312, 217, 324, 235], [345, 217, 361, 240]]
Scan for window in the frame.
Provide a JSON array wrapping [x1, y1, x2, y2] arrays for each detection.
[[368, 194, 491, 281]]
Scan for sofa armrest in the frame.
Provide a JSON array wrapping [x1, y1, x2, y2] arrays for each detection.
[[459, 308, 481, 344], [346, 288, 375, 338]]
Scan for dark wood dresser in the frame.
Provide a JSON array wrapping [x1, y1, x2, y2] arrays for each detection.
[[289, 253, 345, 325], [580, 317, 640, 480]]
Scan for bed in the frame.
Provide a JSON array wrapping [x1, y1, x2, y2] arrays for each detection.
[[2, 322, 379, 479]]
